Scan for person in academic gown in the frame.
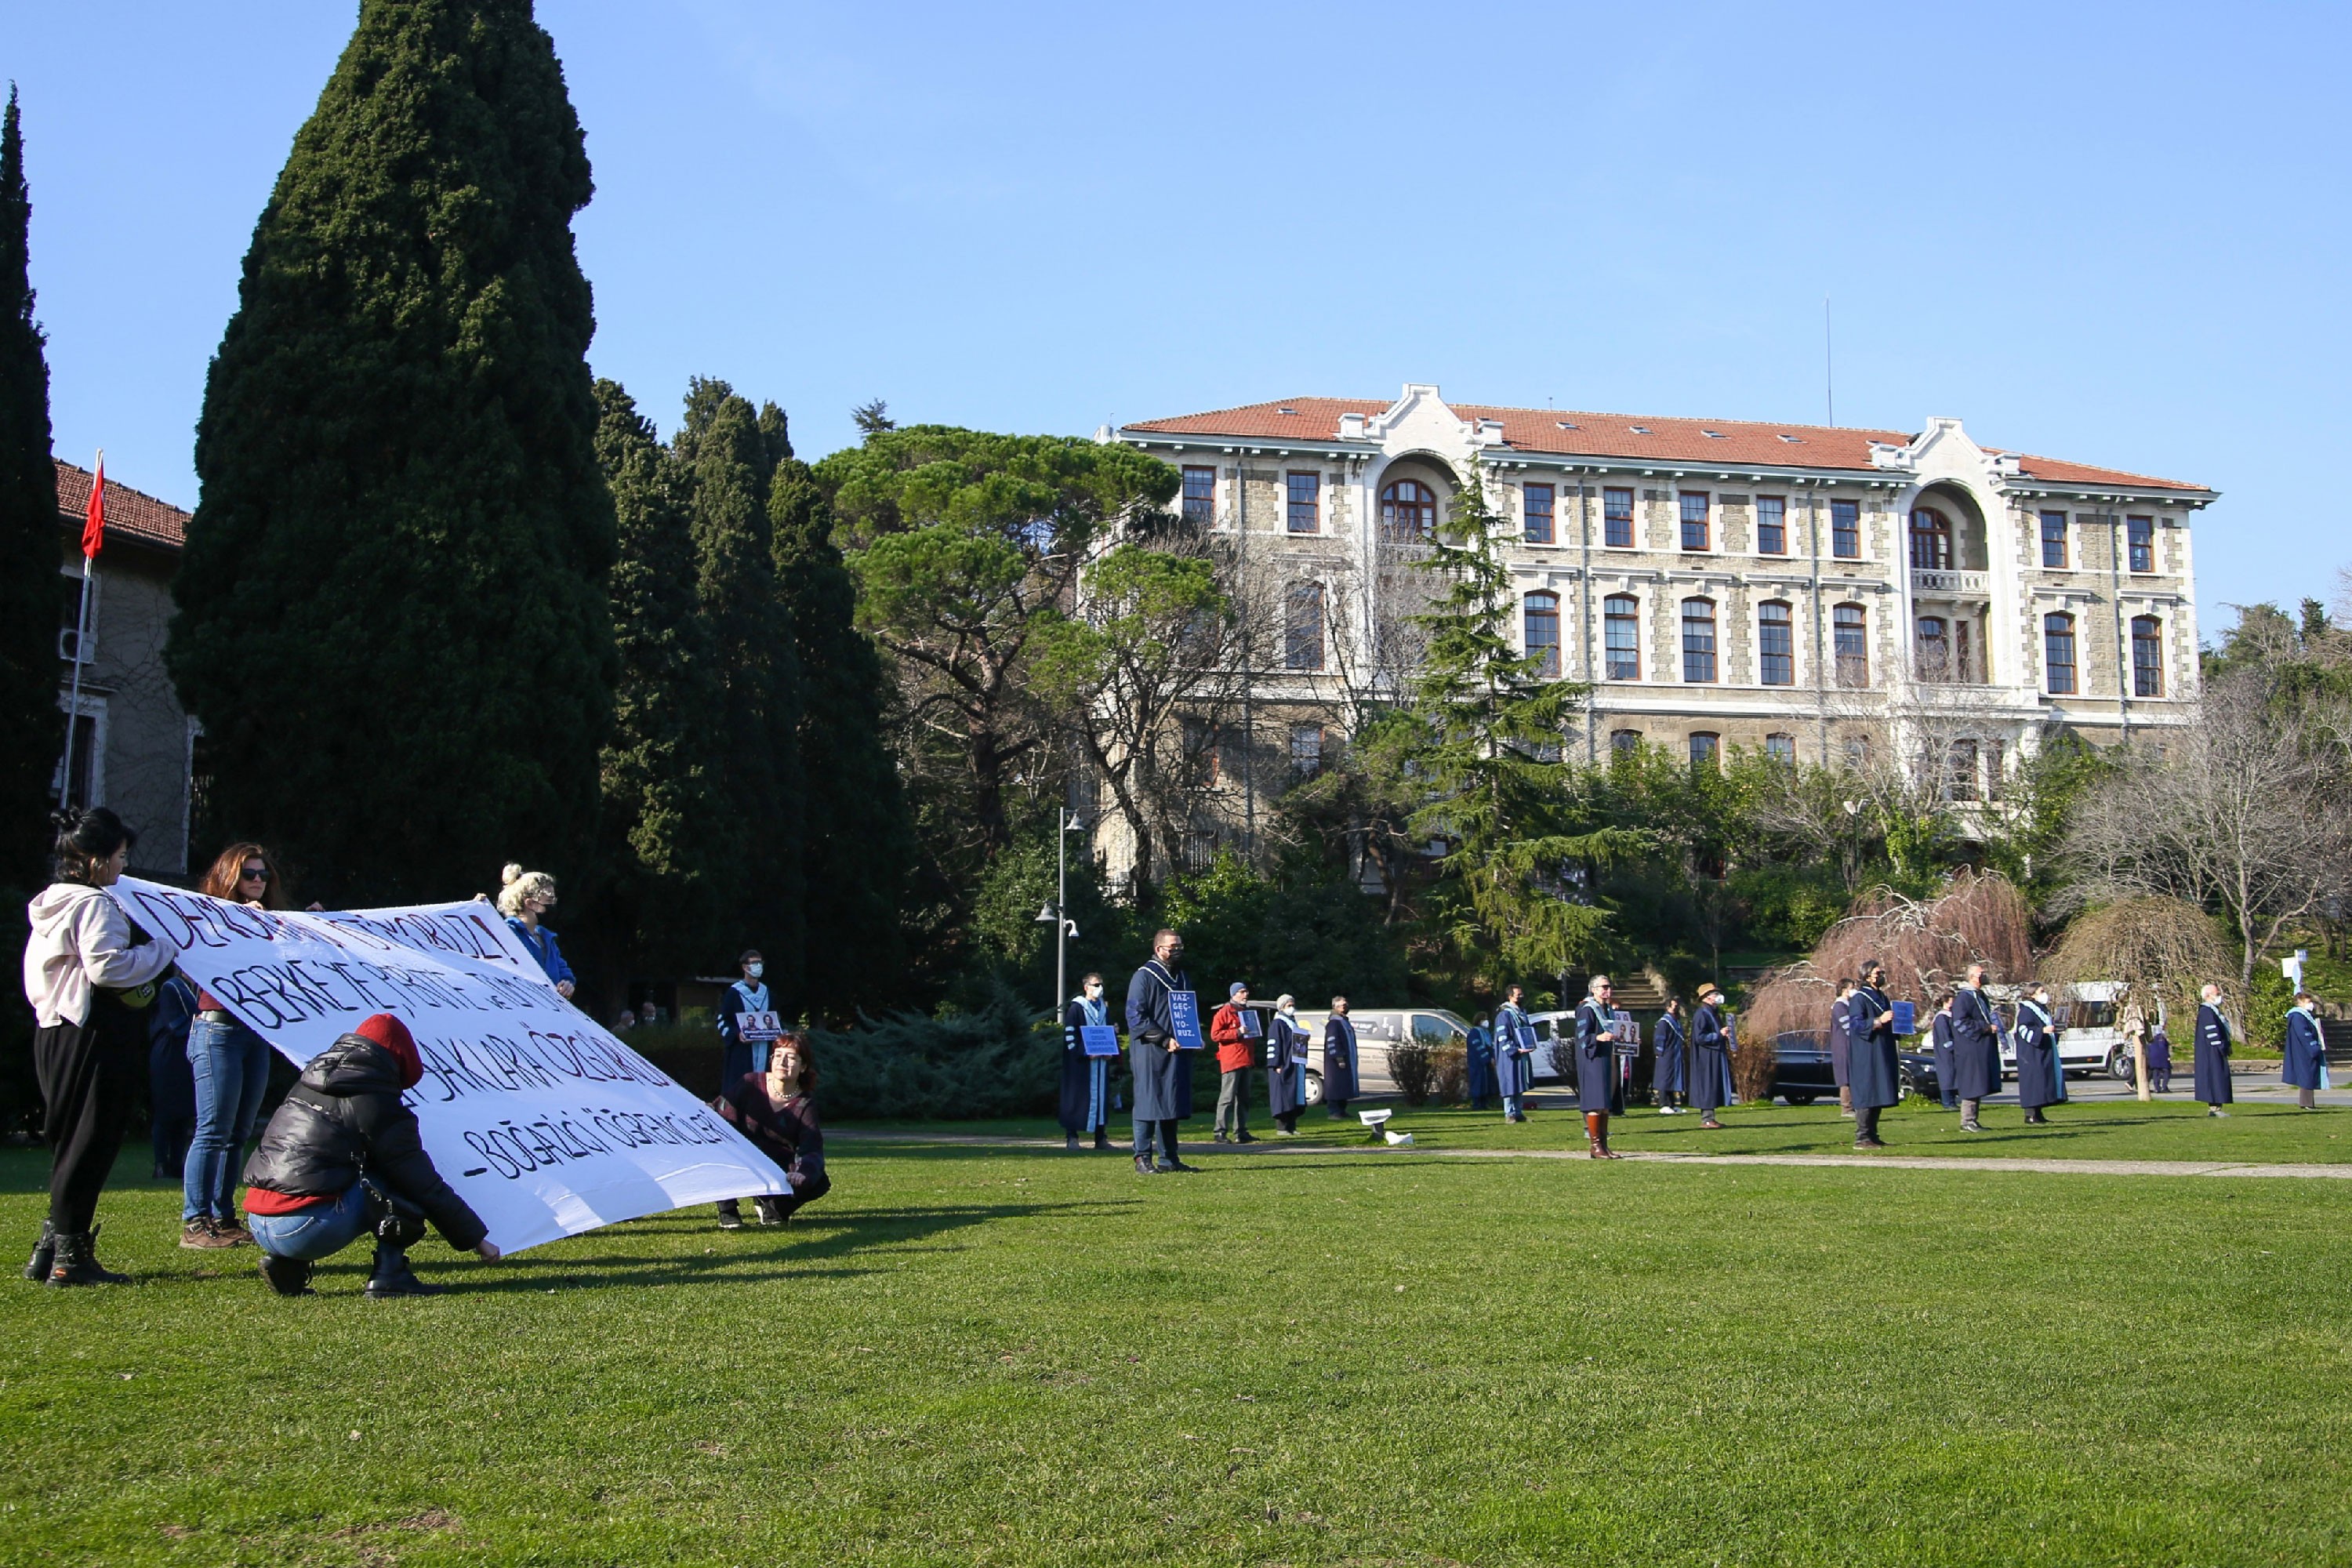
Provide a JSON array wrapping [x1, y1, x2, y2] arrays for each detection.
[[1651, 998, 1688, 1114], [1847, 964, 1900, 1149], [1265, 996, 1312, 1133], [2013, 985, 2063, 1124], [1689, 985, 1733, 1129], [1828, 978, 1857, 1120], [716, 949, 771, 1087], [1125, 930, 1199, 1173], [1494, 986, 1539, 1122], [2146, 1022, 2174, 1094], [1929, 993, 1959, 1109], [1573, 977, 1628, 1156], [1465, 1018, 1497, 1111], [1321, 998, 1359, 1119], [2283, 991, 2327, 1109], [1058, 972, 1116, 1151], [2193, 983, 2234, 1116], [1949, 964, 2003, 1131]]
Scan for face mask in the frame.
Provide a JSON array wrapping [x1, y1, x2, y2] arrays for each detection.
[[746, 963, 764, 979]]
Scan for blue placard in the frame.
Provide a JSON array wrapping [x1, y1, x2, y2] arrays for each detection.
[[1080, 1024, 1120, 1058], [1167, 990, 1207, 1050], [1893, 1000, 1917, 1036]]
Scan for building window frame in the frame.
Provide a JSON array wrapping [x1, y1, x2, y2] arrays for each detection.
[[1833, 602, 1868, 688], [1910, 506, 1953, 571], [1755, 495, 1787, 556], [1681, 597, 1718, 684], [2127, 515, 2155, 574], [1602, 486, 1635, 549], [1764, 731, 1796, 764], [1679, 491, 1711, 552], [2044, 612, 2078, 695], [2039, 510, 2069, 570], [1289, 721, 1324, 780], [2132, 615, 2164, 698], [1379, 478, 1438, 543], [1688, 731, 1719, 768], [1831, 499, 1861, 560], [1603, 593, 1641, 681], [1286, 471, 1320, 535], [1283, 580, 1326, 673], [1181, 465, 1218, 526], [1759, 599, 1795, 686], [1523, 482, 1555, 545], [1523, 590, 1562, 677]]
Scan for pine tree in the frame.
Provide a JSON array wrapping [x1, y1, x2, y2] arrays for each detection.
[[0, 87, 60, 902], [673, 379, 804, 1011], [167, 0, 615, 904], [771, 449, 913, 1018]]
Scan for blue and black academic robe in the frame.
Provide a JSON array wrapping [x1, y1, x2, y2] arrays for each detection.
[[1059, 995, 1114, 1134], [1948, 987, 2002, 1101], [1465, 1025, 1497, 1103], [1494, 1003, 1538, 1099], [1573, 999, 1626, 1114], [1651, 1013, 1687, 1095], [1847, 983, 1901, 1111], [2283, 1006, 2328, 1091], [1828, 996, 1853, 1090], [2193, 1002, 2234, 1105], [1125, 960, 1196, 1122], [1688, 1003, 1733, 1113], [1267, 1014, 1312, 1116], [2145, 1027, 2172, 1076], [1321, 1015, 1359, 1104], [2013, 1000, 2063, 1110], [717, 978, 772, 1085], [1930, 1010, 1957, 1102]]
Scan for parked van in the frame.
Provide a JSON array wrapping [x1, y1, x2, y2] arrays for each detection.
[[1290, 1007, 1475, 1099], [1993, 981, 2134, 1080]]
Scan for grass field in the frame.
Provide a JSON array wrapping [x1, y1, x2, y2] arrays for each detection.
[[5, 1122, 2350, 1567]]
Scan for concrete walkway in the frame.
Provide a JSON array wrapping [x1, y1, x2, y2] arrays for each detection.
[[827, 1129, 2352, 1180]]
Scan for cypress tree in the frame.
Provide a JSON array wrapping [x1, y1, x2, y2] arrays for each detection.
[[0, 87, 61, 901], [771, 450, 913, 1018], [167, 0, 615, 904]]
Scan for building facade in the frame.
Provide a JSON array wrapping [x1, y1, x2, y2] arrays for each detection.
[[1108, 385, 2212, 873]]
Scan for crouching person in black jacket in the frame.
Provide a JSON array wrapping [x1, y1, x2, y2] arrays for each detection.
[[241, 1013, 499, 1298]]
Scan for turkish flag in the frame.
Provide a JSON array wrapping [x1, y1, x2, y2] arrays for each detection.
[[82, 456, 105, 558]]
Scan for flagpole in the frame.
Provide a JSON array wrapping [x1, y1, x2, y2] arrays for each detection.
[[58, 449, 99, 808]]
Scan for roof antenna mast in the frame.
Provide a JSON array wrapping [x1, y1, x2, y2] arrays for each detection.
[[1824, 295, 1835, 427]]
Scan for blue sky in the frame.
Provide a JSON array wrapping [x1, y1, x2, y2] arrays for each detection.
[[9, 2, 2347, 632]]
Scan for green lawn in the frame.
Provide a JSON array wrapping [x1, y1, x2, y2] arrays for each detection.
[[5, 1134, 2350, 1566]]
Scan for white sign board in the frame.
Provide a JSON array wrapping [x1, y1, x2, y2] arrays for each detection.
[[115, 878, 785, 1254]]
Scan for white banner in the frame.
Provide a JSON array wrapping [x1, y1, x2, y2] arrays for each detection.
[[116, 877, 785, 1254]]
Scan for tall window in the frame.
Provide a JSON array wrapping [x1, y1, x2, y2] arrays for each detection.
[[1181, 465, 1217, 524], [1609, 728, 1642, 757], [1523, 483, 1555, 545], [1680, 492, 1711, 551], [1910, 507, 1953, 571], [1604, 594, 1640, 680], [1380, 479, 1437, 542], [1759, 601, 1794, 685], [1756, 495, 1786, 555], [1985, 739, 2007, 800], [1764, 731, 1797, 764], [1523, 591, 1561, 677], [2127, 515, 2154, 573], [1681, 597, 1718, 683], [1831, 499, 1860, 559], [1947, 739, 1980, 803], [1916, 615, 1951, 681], [2039, 510, 2069, 569], [1284, 581, 1325, 671], [2044, 612, 2078, 695], [1688, 731, 1719, 768], [1603, 486, 1635, 548], [1834, 603, 1868, 688], [1287, 472, 1319, 534], [2132, 616, 2164, 697], [1289, 722, 1323, 780]]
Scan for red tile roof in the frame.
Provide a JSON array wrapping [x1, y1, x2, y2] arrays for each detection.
[[54, 460, 189, 551], [1121, 397, 2209, 494]]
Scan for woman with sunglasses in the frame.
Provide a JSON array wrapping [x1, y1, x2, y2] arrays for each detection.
[[174, 844, 296, 1249]]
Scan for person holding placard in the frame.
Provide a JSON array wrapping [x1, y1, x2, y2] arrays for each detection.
[[2013, 984, 2063, 1125], [1126, 930, 1200, 1174], [1950, 964, 2002, 1132], [1848, 962, 1900, 1150], [1210, 982, 1261, 1144], [1651, 997, 1688, 1114], [1572, 976, 1625, 1156], [2193, 983, 2234, 1116], [1322, 997, 1359, 1120], [1689, 984, 1733, 1131], [714, 1031, 829, 1227], [2283, 991, 2326, 1110], [1266, 996, 1312, 1133], [717, 949, 775, 1088], [1059, 973, 1118, 1151], [497, 865, 575, 999], [1494, 985, 1539, 1123]]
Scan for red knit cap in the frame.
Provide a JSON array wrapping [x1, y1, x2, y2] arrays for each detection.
[[354, 1013, 423, 1089]]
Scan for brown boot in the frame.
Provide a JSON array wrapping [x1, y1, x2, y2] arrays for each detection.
[[1595, 1112, 1623, 1158], [1586, 1112, 1606, 1159]]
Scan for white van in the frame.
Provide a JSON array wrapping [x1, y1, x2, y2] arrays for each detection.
[[1994, 982, 2134, 1080], [1290, 1007, 1475, 1098]]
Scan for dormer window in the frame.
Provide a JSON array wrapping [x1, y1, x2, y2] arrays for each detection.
[[1628, 425, 1652, 434], [1777, 434, 1805, 444], [1556, 420, 1580, 430], [1277, 407, 1298, 416], [1702, 430, 1727, 440]]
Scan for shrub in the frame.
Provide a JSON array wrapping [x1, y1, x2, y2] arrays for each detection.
[[1389, 1038, 1437, 1105], [1431, 1043, 1468, 1104]]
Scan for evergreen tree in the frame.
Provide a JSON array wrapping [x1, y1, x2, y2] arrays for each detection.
[[673, 379, 804, 1011], [771, 449, 914, 1018], [0, 87, 60, 895], [167, 0, 614, 904]]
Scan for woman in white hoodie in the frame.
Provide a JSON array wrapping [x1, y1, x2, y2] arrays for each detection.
[[21, 808, 183, 1286]]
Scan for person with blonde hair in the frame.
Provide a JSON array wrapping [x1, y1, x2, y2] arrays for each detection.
[[496, 864, 575, 999]]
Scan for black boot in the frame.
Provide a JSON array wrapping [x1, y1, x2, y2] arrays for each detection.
[[715, 1200, 743, 1230], [257, 1252, 315, 1297], [753, 1196, 786, 1226], [364, 1244, 444, 1299], [46, 1226, 130, 1287], [24, 1218, 56, 1283], [1092, 1128, 1113, 1150], [1065, 1132, 1082, 1151]]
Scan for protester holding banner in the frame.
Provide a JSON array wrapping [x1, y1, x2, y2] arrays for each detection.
[[2283, 991, 2326, 1110], [1949, 964, 2002, 1133], [717, 949, 775, 1086], [497, 864, 575, 998], [714, 1031, 829, 1227], [176, 842, 294, 1250], [1059, 972, 1117, 1152], [1493, 985, 1538, 1123], [241, 1012, 498, 1298], [2194, 983, 2234, 1116], [1209, 983, 1260, 1145], [1571, 976, 1625, 1157], [1651, 996, 1687, 1115], [22, 808, 186, 1287], [1848, 962, 1900, 1150], [1266, 996, 1311, 1134], [1125, 930, 1199, 1174], [1321, 997, 1359, 1120], [1689, 984, 1733, 1131]]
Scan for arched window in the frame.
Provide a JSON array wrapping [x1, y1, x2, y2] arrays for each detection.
[[1910, 506, 1953, 571], [1688, 731, 1719, 768], [1604, 593, 1640, 681], [2044, 612, 2078, 695], [1284, 581, 1325, 672], [1609, 728, 1642, 757], [1681, 597, 1717, 684], [1916, 615, 1950, 681], [1764, 732, 1797, 764], [2132, 615, 2163, 697], [1834, 603, 1868, 688], [1379, 479, 1438, 542], [1523, 591, 1561, 677], [1759, 600, 1794, 685]]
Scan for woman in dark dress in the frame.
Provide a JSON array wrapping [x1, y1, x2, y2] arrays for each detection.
[[1929, 992, 1958, 1109], [1321, 999, 1359, 1120], [2013, 985, 2062, 1125], [2192, 984, 2234, 1116], [1689, 985, 1733, 1130], [2282, 991, 2327, 1110], [1828, 978, 1856, 1120], [713, 1031, 829, 1228], [1266, 996, 1312, 1134], [1651, 998, 1687, 1115], [1573, 977, 1626, 1157], [1847, 964, 1900, 1150], [2146, 1022, 2174, 1094]]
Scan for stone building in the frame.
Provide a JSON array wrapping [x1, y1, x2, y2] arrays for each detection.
[[1106, 384, 2212, 876], [53, 460, 197, 880]]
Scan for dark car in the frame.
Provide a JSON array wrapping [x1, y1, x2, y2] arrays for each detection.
[[1898, 1050, 1940, 1102], [1767, 1030, 1840, 1105]]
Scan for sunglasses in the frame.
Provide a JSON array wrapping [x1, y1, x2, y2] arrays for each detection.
[[240, 866, 271, 882]]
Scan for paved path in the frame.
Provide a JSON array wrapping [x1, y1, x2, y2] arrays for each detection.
[[828, 1129, 2352, 1181]]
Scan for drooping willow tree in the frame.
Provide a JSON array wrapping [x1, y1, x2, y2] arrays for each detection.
[[2042, 895, 2235, 1098]]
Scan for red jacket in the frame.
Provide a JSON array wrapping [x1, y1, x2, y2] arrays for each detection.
[[1210, 1002, 1257, 1072]]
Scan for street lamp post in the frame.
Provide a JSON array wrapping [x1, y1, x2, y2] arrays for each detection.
[[1035, 808, 1084, 1010]]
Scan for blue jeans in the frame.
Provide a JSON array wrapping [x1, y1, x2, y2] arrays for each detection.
[[185, 1014, 272, 1221], [246, 1181, 372, 1261], [1502, 1093, 1523, 1118]]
